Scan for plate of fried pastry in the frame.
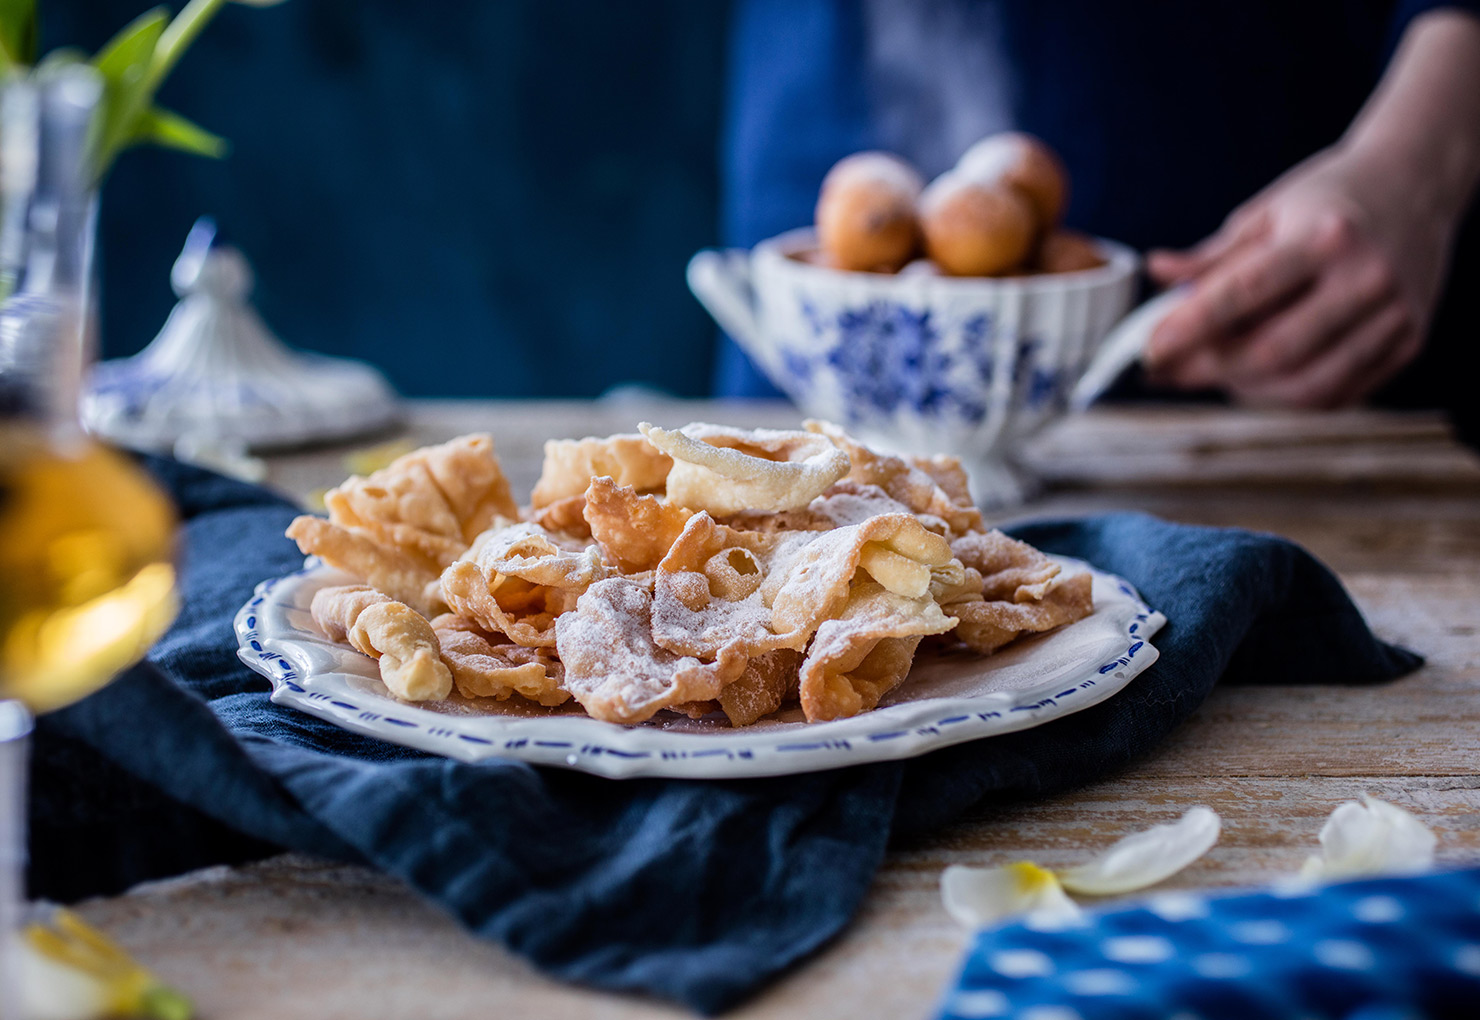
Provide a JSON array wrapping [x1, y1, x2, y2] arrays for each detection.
[[235, 420, 1165, 778]]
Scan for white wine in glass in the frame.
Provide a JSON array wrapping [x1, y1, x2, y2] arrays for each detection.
[[0, 429, 178, 714], [1, 66, 180, 1014]]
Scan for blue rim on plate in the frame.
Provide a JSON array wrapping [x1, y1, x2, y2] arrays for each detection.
[[234, 558, 1165, 780]]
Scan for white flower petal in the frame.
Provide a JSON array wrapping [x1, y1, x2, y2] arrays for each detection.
[[1299, 796, 1436, 882], [941, 861, 1085, 929], [1059, 807, 1222, 896], [14, 936, 109, 1020]]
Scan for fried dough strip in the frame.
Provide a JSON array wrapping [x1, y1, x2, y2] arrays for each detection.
[[765, 513, 958, 640], [721, 480, 942, 535], [555, 578, 747, 724], [442, 563, 561, 648], [430, 614, 569, 705], [287, 515, 440, 615], [531, 433, 673, 508], [527, 494, 591, 540], [945, 571, 1094, 654], [326, 434, 518, 565], [311, 584, 452, 701], [415, 433, 520, 540], [804, 420, 984, 537], [638, 421, 850, 515], [439, 522, 609, 647], [798, 580, 956, 722], [651, 513, 812, 660], [583, 476, 694, 572], [950, 529, 1062, 602], [718, 648, 803, 726], [464, 522, 610, 592]]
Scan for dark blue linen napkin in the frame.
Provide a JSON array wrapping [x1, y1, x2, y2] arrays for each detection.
[[937, 868, 1480, 1020], [30, 457, 1420, 1014]]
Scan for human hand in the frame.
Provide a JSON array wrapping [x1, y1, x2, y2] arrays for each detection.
[[1143, 144, 1456, 409]]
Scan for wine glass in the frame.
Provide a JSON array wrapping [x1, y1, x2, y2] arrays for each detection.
[[0, 67, 180, 1013]]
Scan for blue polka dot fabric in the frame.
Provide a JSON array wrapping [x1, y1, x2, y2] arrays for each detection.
[[938, 868, 1480, 1020]]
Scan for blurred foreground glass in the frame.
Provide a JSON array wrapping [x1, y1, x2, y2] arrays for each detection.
[[0, 67, 179, 1014]]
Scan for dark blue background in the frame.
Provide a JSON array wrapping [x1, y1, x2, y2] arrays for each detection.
[[44, 0, 731, 398], [43, 0, 1477, 429]]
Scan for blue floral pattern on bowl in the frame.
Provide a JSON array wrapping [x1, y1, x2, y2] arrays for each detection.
[[686, 229, 1139, 504]]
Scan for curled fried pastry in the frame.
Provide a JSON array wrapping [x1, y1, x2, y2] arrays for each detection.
[[287, 434, 517, 614], [311, 584, 452, 701], [325, 434, 519, 568], [412, 433, 520, 540], [323, 460, 466, 570], [441, 522, 609, 647], [287, 515, 441, 616], [651, 513, 812, 660], [531, 433, 673, 508], [765, 513, 958, 639], [804, 420, 984, 537], [527, 494, 592, 540], [584, 476, 694, 572], [673, 647, 804, 726], [430, 614, 569, 705], [464, 521, 610, 592], [909, 454, 974, 509], [722, 480, 941, 535], [719, 648, 803, 726], [946, 571, 1094, 654], [555, 578, 747, 724], [950, 529, 1062, 603], [798, 580, 956, 722], [638, 421, 850, 515], [442, 563, 561, 647], [654, 511, 959, 670]]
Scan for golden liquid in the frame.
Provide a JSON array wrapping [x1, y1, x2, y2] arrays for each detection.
[[0, 426, 178, 713]]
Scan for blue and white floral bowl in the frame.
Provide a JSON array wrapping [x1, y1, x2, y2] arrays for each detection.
[[688, 228, 1140, 504]]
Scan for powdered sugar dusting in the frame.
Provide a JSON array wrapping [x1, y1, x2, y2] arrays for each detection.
[[824, 152, 924, 197], [956, 135, 1030, 186], [556, 578, 742, 723]]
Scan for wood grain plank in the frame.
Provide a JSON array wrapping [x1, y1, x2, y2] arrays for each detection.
[[263, 400, 1480, 507], [83, 401, 1480, 1020], [1023, 406, 1480, 489], [75, 776, 1480, 1020]]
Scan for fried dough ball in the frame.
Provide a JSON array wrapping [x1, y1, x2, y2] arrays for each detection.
[[919, 173, 1036, 277], [815, 151, 924, 273], [957, 132, 1069, 227], [1035, 229, 1106, 273]]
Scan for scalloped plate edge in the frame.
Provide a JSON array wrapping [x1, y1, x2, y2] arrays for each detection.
[[233, 561, 1165, 779]]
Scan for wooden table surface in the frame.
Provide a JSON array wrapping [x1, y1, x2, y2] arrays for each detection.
[[77, 400, 1480, 1019]]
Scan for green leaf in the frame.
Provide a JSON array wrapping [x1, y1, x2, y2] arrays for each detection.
[[138, 105, 228, 158], [89, 8, 170, 177], [0, 0, 38, 68], [93, 7, 169, 78]]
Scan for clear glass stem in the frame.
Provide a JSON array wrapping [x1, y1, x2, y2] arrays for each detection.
[[0, 700, 32, 1019]]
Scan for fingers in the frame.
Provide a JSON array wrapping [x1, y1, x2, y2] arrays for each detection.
[[1146, 207, 1269, 285], [1147, 239, 1323, 369], [1230, 302, 1417, 409], [1220, 261, 1397, 385], [1147, 248, 1213, 285]]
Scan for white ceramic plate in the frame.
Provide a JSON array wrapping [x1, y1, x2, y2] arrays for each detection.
[[234, 560, 1165, 779]]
